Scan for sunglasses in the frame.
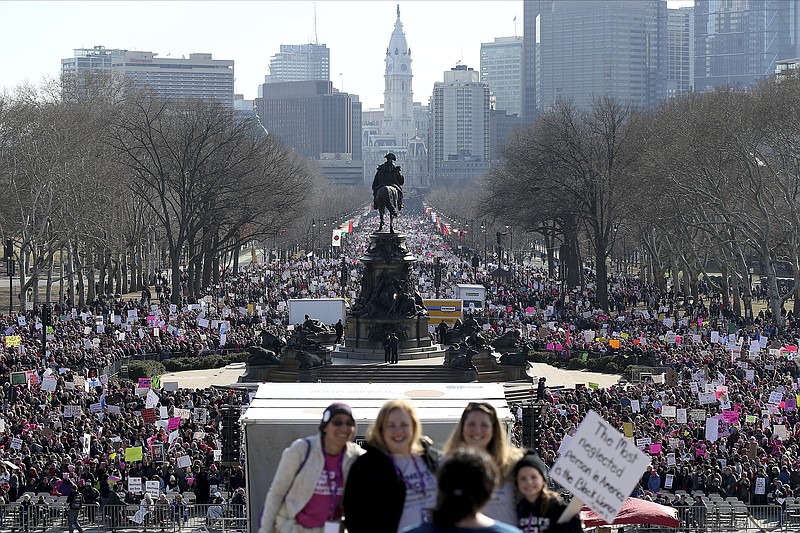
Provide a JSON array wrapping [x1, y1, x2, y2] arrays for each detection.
[[466, 402, 496, 413], [330, 419, 356, 428]]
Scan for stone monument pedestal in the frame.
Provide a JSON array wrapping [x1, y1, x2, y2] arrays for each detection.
[[345, 231, 440, 357]]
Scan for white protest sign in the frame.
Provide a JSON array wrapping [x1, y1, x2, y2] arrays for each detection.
[[174, 408, 191, 419], [145, 389, 160, 409], [41, 376, 58, 392], [676, 409, 687, 424], [705, 417, 719, 443], [774, 424, 788, 440], [128, 477, 142, 494], [146, 480, 160, 498], [630, 400, 640, 413], [550, 410, 650, 524], [665, 474, 674, 488], [661, 406, 676, 418], [769, 391, 783, 404], [698, 392, 716, 405], [177, 455, 192, 469], [755, 477, 766, 495], [10, 437, 22, 450]]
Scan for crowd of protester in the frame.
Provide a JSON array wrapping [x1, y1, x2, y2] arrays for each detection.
[[1, 206, 799, 531]]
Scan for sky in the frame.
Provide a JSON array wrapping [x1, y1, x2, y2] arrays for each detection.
[[1, 0, 693, 110]]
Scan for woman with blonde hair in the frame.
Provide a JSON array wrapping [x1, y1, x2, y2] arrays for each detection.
[[344, 399, 439, 533], [444, 402, 522, 524]]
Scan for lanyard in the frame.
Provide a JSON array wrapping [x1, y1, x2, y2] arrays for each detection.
[[390, 454, 427, 499], [321, 435, 345, 521], [518, 499, 536, 533]]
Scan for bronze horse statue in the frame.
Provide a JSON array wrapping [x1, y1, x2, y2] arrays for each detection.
[[375, 184, 400, 233]]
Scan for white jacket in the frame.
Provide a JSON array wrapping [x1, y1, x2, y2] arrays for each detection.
[[259, 435, 364, 533]]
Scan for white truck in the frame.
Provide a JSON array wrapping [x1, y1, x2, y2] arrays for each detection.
[[287, 298, 346, 327], [454, 284, 487, 311], [242, 382, 512, 533]]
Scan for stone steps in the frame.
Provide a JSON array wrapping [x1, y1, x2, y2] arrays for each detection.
[[333, 344, 447, 360]]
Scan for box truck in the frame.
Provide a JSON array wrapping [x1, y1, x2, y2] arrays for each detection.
[[423, 299, 464, 326], [242, 382, 512, 532], [454, 284, 486, 311], [287, 298, 346, 327]]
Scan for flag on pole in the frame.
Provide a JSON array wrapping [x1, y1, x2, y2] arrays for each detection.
[[332, 229, 343, 247]]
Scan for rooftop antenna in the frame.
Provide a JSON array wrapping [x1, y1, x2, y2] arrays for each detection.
[[514, 14, 517, 37], [313, 2, 318, 45]]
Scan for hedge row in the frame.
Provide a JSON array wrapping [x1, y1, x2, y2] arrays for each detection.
[[526, 351, 630, 377], [126, 352, 249, 380]]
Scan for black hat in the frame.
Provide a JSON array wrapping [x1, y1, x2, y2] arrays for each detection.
[[514, 450, 548, 483], [385, 153, 397, 161], [319, 402, 354, 431]]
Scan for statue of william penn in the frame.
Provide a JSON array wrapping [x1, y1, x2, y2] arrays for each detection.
[[372, 153, 404, 212]]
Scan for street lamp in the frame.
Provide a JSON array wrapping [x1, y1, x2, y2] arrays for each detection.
[[311, 220, 317, 262], [505, 224, 514, 266], [480, 221, 487, 268]]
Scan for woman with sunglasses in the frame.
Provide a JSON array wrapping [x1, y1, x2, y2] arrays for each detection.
[[444, 402, 522, 525], [344, 399, 439, 533], [259, 403, 364, 533]]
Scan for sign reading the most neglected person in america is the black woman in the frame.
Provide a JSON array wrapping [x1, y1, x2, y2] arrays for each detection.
[[550, 410, 651, 524]]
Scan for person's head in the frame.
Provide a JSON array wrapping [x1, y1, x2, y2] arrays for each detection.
[[432, 447, 498, 527], [445, 402, 510, 469], [366, 399, 422, 456], [515, 450, 549, 502], [319, 402, 356, 453]]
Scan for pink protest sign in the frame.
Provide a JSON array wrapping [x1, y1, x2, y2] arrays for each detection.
[[722, 410, 739, 423], [167, 417, 181, 431], [650, 443, 662, 454]]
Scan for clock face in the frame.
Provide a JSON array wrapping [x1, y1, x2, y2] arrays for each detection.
[[401, 63, 407, 72]]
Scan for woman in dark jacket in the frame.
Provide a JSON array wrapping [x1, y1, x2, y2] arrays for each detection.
[[343, 399, 438, 533]]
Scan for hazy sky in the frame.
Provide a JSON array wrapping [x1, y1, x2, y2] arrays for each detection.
[[1, 0, 693, 110]]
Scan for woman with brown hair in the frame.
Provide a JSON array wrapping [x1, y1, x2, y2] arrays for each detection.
[[443, 402, 522, 524], [515, 450, 581, 533], [343, 399, 438, 533]]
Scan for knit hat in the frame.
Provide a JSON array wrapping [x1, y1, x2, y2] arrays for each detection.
[[319, 402, 354, 431], [514, 450, 548, 483]]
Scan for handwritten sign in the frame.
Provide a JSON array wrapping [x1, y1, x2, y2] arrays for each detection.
[[177, 455, 192, 469], [698, 392, 716, 405], [661, 406, 676, 418], [550, 410, 650, 524]]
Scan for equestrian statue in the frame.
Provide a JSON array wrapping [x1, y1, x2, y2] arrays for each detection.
[[372, 152, 404, 233]]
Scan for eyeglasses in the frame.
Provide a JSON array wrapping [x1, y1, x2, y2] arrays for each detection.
[[330, 420, 356, 427]]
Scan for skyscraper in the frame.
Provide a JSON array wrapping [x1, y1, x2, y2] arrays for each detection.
[[62, 46, 235, 107], [523, 1, 667, 117], [264, 44, 330, 85], [666, 6, 694, 97], [694, 0, 800, 92], [256, 80, 358, 160], [428, 65, 491, 185], [480, 36, 524, 116]]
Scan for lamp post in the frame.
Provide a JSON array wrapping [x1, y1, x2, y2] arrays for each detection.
[[481, 221, 487, 269], [505, 225, 514, 265], [434, 256, 442, 298]]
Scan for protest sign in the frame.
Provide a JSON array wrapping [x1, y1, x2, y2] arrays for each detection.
[[146, 480, 160, 499], [177, 455, 191, 469], [676, 409, 687, 424], [550, 410, 650, 524], [174, 408, 191, 419], [698, 392, 716, 405], [163, 382, 179, 392], [125, 446, 143, 462], [755, 477, 766, 495], [661, 405, 676, 418], [705, 418, 719, 443], [630, 400, 640, 413], [128, 477, 142, 494], [167, 417, 181, 431]]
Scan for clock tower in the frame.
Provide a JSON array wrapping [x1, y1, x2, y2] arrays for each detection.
[[383, 5, 415, 150]]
